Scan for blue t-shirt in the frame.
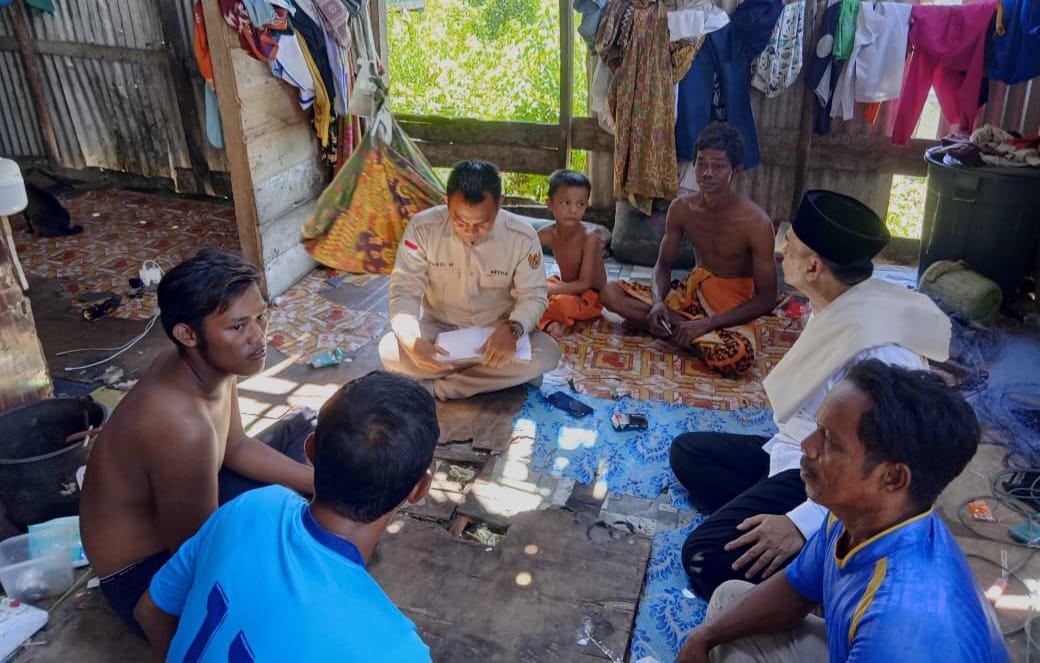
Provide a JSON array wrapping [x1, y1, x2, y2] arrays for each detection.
[[150, 486, 430, 663], [786, 509, 1008, 663]]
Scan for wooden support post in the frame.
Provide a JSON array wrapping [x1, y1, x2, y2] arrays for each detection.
[[198, 0, 265, 290], [12, 3, 60, 169], [789, 0, 824, 221], [370, 0, 389, 69], [558, 0, 574, 171], [156, 2, 213, 195]]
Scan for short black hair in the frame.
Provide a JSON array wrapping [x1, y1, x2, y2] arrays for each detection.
[[821, 256, 874, 286], [547, 169, 592, 199], [447, 160, 502, 203], [312, 371, 439, 523], [694, 122, 745, 169], [846, 359, 979, 512], [157, 249, 262, 350]]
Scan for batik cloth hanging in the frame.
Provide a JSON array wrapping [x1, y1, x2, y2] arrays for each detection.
[[301, 111, 445, 274]]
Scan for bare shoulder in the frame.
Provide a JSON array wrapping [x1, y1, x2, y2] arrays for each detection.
[[104, 362, 218, 462], [538, 223, 557, 246], [733, 195, 772, 227]]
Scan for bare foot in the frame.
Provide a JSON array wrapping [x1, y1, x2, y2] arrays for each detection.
[[545, 322, 571, 339]]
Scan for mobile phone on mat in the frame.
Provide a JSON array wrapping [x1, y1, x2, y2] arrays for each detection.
[[547, 391, 594, 418]]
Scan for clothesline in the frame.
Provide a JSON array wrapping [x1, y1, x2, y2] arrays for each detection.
[[580, 0, 1039, 211]]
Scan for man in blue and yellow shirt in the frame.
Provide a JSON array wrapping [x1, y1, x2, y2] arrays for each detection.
[[676, 360, 1008, 663]]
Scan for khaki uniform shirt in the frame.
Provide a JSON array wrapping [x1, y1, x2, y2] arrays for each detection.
[[389, 206, 548, 341]]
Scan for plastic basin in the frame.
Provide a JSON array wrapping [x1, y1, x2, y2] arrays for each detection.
[[0, 527, 74, 603]]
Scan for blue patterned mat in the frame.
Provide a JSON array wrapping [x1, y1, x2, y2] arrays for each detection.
[[515, 386, 776, 508], [630, 520, 708, 662]]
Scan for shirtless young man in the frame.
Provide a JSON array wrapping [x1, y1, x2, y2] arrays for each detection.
[[600, 122, 778, 375], [79, 250, 314, 636]]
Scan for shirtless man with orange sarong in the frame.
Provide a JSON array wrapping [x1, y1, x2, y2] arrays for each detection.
[[600, 122, 778, 376]]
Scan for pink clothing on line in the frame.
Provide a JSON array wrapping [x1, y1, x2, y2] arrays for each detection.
[[891, 1, 998, 146]]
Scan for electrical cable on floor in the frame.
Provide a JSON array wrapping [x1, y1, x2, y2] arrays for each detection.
[[957, 465, 1040, 662], [59, 312, 160, 371], [58, 260, 165, 372]]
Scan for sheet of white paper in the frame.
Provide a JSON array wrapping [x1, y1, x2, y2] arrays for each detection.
[[435, 326, 532, 362]]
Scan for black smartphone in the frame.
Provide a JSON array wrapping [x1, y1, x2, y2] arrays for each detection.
[[547, 391, 594, 418]]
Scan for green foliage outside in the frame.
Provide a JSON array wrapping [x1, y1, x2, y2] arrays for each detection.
[[887, 175, 926, 239], [387, 0, 589, 200]]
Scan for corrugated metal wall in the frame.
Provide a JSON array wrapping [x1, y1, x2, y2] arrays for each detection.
[[0, 0, 226, 187]]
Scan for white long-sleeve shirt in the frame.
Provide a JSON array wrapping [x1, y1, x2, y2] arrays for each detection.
[[765, 343, 927, 537]]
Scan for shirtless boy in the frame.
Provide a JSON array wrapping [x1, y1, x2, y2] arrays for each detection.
[[537, 170, 607, 339], [600, 122, 778, 375], [79, 249, 314, 635]]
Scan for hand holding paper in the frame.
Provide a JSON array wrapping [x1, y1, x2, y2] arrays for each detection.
[[435, 326, 532, 363]]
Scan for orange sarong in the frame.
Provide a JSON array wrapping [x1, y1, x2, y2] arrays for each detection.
[[616, 267, 758, 375], [538, 276, 603, 330]]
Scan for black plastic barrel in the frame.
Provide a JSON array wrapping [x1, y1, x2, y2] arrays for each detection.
[[0, 397, 106, 530], [919, 148, 1040, 305]]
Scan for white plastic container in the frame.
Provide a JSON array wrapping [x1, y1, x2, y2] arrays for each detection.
[[0, 158, 27, 217], [0, 527, 74, 603]]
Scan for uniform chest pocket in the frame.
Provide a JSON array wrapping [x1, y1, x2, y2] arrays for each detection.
[[479, 271, 512, 289], [429, 265, 461, 299]]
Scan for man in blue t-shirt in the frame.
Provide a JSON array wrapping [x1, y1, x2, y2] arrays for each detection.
[[133, 371, 439, 663], [676, 360, 1009, 663]]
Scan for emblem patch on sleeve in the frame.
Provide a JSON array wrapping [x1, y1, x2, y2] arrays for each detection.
[[403, 239, 419, 252], [528, 252, 541, 269]]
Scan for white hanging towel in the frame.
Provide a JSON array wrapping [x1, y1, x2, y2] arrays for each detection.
[[667, 0, 729, 42], [270, 32, 317, 110], [830, 2, 913, 119]]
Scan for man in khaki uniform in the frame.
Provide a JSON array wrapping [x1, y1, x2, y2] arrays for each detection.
[[379, 160, 561, 400]]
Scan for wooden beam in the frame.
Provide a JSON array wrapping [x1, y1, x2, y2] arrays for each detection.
[[804, 136, 937, 177], [369, 0, 389, 69], [414, 141, 559, 175], [558, 0, 574, 170], [397, 114, 558, 148], [199, 0, 265, 286], [156, 1, 212, 195], [571, 116, 614, 153], [0, 36, 166, 66], [10, 5, 59, 169]]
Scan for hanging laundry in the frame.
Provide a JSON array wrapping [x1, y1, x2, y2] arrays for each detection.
[[325, 31, 351, 117], [671, 35, 707, 83], [891, 1, 998, 146], [193, 1, 224, 148], [241, 0, 277, 28], [597, 0, 679, 213], [270, 32, 317, 110], [576, 0, 610, 49], [297, 32, 332, 146], [293, 0, 338, 111], [832, 0, 859, 59], [219, 0, 280, 62], [803, 1, 844, 135], [312, 0, 351, 47], [751, 0, 805, 98], [830, 2, 912, 121], [665, 0, 730, 43], [590, 56, 615, 134], [675, 0, 782, 168], [987, 0, 1040, 85]]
